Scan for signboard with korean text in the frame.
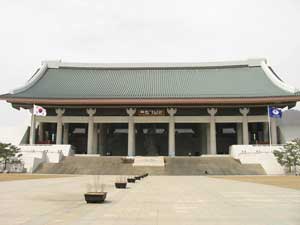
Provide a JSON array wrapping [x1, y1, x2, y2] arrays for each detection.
[[136, 109, 166, 116]]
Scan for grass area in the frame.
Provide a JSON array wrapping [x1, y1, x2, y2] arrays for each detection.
[[0, 174, 70, 182], [213, 176, 300, 190]]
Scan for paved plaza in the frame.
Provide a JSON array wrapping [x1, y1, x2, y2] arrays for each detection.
[[0, 175, 300, 225]]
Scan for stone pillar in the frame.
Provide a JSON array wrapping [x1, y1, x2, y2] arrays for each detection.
[[38, 122, 44, 143], [263, 122, 269, 143], [29, 108, 36, 145], [63, 123, 69, 144], [239, 108, 250, 145], [87, 108, 96, 154], [236, 123, 243, 145], [93, 124, 98, 154], [99, 124, 105, 155], [167, 108, 177, 157], [55, 108, 65, 144], [206, 123, 210, 153], [200, 124, 207, 155], [126, 108, 136, 157], [271, 118, 277, 144], [207, 108, 217, 154]]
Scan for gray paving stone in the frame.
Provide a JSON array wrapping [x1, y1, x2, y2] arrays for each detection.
[[0, 176, 299, 225]]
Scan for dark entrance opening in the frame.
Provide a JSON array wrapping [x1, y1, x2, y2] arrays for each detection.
[[216, 123, 238, 154], [100, 123, 128, 156], [249, 122, 267, 144], [175, 123, 202, 156], [135, 123, 168, 156], [41, 123, 56, 144], [69, 123, 88, 154]]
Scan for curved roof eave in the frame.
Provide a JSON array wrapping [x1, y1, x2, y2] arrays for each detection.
[[10, 62, 49, 94], [260, 61, 296, 94], [3, 96, 300, 106]]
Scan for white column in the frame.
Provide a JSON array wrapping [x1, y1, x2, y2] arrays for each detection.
[[99, 124, 105, 155], [239, 108, 250, 145], [206, 123, 210, 153], [207, 108, 217, 154], [200, 124, 207, 155], [126, 108, 136, 157], [55, 108, 65, 144], [38, 122, 44, 143], [271, 118, 277, 144], [167, 108, 177, 157], [93, 124, 98, 154], [63, 123, 69, 144], [236, 123, 243, 144], [87, 108, 96, 154], [263, 122, 269, 143], [29, 109, 36, 145]]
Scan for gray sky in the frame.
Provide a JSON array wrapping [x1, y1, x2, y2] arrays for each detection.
[[0, 0, 300, 144]]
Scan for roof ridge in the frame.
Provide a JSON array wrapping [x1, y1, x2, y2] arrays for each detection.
[[43, 58, 267, 69]]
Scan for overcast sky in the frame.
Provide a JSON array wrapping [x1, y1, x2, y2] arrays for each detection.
[[0, 0, 299, 144]]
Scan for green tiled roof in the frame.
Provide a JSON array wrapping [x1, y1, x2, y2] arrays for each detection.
[[5, 61, 297, 99]]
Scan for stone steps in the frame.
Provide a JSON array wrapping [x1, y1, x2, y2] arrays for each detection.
[[34, 156, 266, 175], [165, 157, 265, 175]]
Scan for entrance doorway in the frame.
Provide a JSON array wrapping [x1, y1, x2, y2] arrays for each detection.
[[248, 122, 268, 144], [216, 123, 238, 154], [135, 123, 168, 156], [99, 123, 128, 156], [69, 123, 88, 154], [175, 123, 202, 156]]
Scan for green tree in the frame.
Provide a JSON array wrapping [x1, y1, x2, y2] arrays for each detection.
[[273, 138, 300, 174], [0, 143, 20, 171]]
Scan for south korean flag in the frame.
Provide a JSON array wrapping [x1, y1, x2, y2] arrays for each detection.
[[33, 105, 47, 116], [268, 106, 282, 118]]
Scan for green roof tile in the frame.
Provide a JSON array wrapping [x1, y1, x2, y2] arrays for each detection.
[[7, 64, 296, 99]]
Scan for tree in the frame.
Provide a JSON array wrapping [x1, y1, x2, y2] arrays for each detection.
[[0, 143, 20, 171], [273, 138, 300, 174]]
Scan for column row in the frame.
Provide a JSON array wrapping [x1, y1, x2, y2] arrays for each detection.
[[30, 107, 278, 155]]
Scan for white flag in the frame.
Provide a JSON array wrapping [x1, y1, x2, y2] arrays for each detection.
[[33, 105, 47, 116]]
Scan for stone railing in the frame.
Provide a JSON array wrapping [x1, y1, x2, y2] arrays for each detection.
[[229, 145, 284, 175], [17, 144, 74, 173]]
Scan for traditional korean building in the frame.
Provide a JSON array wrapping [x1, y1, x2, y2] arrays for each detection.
[[1, 58, 300, 157]]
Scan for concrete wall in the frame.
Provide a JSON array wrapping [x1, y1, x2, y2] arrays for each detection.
[[278, 125, 300, 143], [18, 145, 74, 173], [277, 109, 300, 144], [229, 145, 285, 175]]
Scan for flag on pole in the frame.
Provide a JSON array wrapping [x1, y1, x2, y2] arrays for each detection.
[[268, 106, 282, 118], [33, 105, 47, 116]]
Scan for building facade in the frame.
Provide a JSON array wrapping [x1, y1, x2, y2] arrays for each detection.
[[1, 59, 299, 156]]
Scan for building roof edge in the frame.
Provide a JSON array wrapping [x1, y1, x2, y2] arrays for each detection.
[[10, 62, 48, 94], [260, 61, 296, 93], [3, 96, 300, 106], [43, 58, 266, 69]]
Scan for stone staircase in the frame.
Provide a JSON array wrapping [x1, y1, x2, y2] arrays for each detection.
[[34, 156, 266, 175], [164, 157, 265, 175]]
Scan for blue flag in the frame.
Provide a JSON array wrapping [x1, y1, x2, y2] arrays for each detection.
[[268, 106, 282, 118]]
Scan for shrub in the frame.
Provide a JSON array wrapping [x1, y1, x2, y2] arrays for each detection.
[[273, 138, 300, 174]]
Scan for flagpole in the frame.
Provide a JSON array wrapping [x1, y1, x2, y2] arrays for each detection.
[[267, 105, 272, 148], [30, 104, 36, 145]]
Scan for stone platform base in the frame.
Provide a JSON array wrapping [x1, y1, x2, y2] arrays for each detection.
[[133, 156, 165, 167], [34, 156, 266, 175]]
